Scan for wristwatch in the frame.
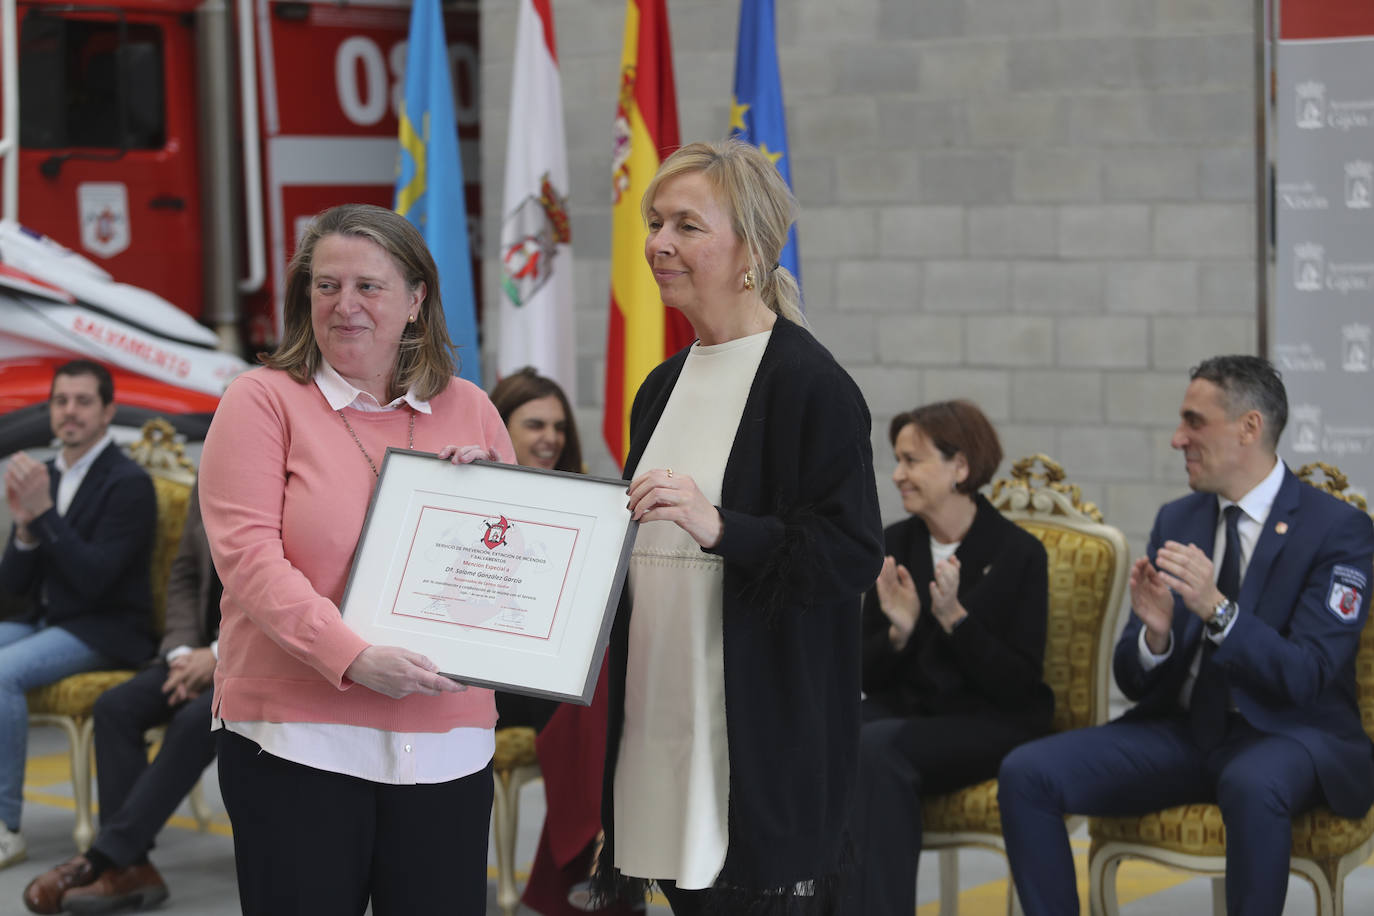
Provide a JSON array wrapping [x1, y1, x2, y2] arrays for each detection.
[[1206, 597, 1238, 636]]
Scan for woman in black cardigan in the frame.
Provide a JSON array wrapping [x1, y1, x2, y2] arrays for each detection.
[[593, 139, 883, 916], [848, 401, 1054, 916]]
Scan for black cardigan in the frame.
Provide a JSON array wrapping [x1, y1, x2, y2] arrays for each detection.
[[861, 496, 1054, 732], [597, 317, 885, 909]]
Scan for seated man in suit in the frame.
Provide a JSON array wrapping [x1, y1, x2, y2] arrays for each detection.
[[998, 355, 1374, 916], [23, 482, 222, 914], [0, 360, 158, 869]]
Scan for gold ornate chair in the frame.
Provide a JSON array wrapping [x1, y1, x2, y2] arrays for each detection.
[[1087, 463, 1374, 916], [491, 725, 541, 916], [921, 455, 1130, 915], [25, 418, 198, 851]]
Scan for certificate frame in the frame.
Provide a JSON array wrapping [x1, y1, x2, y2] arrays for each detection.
[[339, 449, 636, 706]]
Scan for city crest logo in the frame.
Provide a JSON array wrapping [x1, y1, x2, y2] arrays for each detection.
[[1346, 161, 1372, 209], [501, 173, 571, 308], [1296, 81, 1325, 129], [1294, 243, 1324, 292], [1343, 324, 1371, 373], [1291, 404, 1321, 454]]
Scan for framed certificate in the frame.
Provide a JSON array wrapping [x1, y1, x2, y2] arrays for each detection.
[[339, 449, 636, 705]]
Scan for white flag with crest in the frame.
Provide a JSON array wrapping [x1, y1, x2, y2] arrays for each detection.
[[498, 0, 575, 395]]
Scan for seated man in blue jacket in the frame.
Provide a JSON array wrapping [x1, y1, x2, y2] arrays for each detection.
[[998, 355, 1374, 916], [0, 360, 157, 869]]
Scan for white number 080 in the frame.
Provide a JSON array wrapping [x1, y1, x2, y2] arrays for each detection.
[[334, 36, 478, 129]]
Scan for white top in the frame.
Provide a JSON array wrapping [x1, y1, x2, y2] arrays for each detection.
[[56, 433, 114, 515], [1137, 457, 1285, 709], [217, 360, 493, 785], [929, 536, 960, 569], [614, 331, 771, 888]]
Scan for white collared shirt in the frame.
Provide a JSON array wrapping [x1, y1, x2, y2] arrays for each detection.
[[1138, 457, 1287, 707], [313, 359, 433, 415], [217, 360, 493, 785], [56, 433, 114, 516]]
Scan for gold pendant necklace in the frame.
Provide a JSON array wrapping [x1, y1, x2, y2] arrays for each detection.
[[338, 410, 414, 477]]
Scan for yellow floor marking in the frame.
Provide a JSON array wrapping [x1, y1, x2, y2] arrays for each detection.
[[24, 752, 71, 788], [22, 790, 78, 810], [914, 851, 1197, 915]]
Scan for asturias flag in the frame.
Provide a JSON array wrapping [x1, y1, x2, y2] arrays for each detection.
[[395, 0, 481, 384], [499, 0, 575, 395], [730, 0, 800, 289], [601, 0, 694, 465]]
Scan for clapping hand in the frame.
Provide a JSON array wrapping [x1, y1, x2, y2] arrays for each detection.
[[1153, 540, 1225, 620], [1129, 556, 1175, 654], [4, 452, 53, 539], [929, 556, 968, 633], [875, 556, 920, 649]]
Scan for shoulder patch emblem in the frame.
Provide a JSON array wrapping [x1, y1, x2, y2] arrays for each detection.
[[1326, 564, 1368, 623]]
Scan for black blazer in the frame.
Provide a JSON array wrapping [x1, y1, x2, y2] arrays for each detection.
[[0, 441, 158, 666], [862, 495, 1054, 733]]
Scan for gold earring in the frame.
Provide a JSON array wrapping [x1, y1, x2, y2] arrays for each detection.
[[408, 314, 417, 323], [743, 270, 755, 290]]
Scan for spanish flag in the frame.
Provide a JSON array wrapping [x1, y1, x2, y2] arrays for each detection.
[[601, 0, 694, 467]]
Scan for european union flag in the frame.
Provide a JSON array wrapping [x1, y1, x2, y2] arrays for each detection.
[[395, 0, 480, 384], [730, 0, 800, 292]]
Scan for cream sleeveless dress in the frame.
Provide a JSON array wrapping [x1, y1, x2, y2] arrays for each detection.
[[613, 330, 771, 888]]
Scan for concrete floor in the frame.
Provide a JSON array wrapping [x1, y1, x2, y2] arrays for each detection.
[[3, 726, 1374, 915]]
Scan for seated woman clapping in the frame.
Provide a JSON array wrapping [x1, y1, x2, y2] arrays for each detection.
[[847, 400, 1055, 916]]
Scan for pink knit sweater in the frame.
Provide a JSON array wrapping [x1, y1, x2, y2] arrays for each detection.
[[199, 367, 515, 732]]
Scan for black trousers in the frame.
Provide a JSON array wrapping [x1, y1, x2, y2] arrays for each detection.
[[845, 701, 1041, 916], [217, 728, 493, 916], [91, 664, 217, 866], [657, 881, 705, 916]]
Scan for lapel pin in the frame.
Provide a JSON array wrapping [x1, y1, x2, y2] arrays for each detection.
[[1275, 522, 1289, 535]]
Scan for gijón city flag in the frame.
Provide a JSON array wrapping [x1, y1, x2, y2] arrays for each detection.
[[601, 0, 694, 466], [499, 0, 575, 394]]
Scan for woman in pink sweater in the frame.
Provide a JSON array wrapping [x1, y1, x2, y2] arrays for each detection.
[[198, 204, 515, 915]]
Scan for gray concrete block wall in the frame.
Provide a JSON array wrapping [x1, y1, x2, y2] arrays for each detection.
[[479, 0, 1258, 557]]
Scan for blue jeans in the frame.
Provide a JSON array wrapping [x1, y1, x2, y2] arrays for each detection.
[[0, 621, 115, 831]]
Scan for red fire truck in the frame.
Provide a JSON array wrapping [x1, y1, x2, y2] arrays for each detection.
[[0, 0, 479, 447]]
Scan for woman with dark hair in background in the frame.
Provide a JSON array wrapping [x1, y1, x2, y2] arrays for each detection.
[[847, 400, 1054, 916], [487, 366, 636, 916], [491, 366, 583, 476], [490, 366, 581, 736]]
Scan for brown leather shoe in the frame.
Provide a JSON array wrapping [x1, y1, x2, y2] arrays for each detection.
[[62, 862, 168, 914], [23, 855, 96, 914], [61, 862, 168, 914]]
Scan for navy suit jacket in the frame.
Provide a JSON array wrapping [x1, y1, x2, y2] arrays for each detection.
[[1114, 465, 1374, 817], [0, 441, 158, 666]]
